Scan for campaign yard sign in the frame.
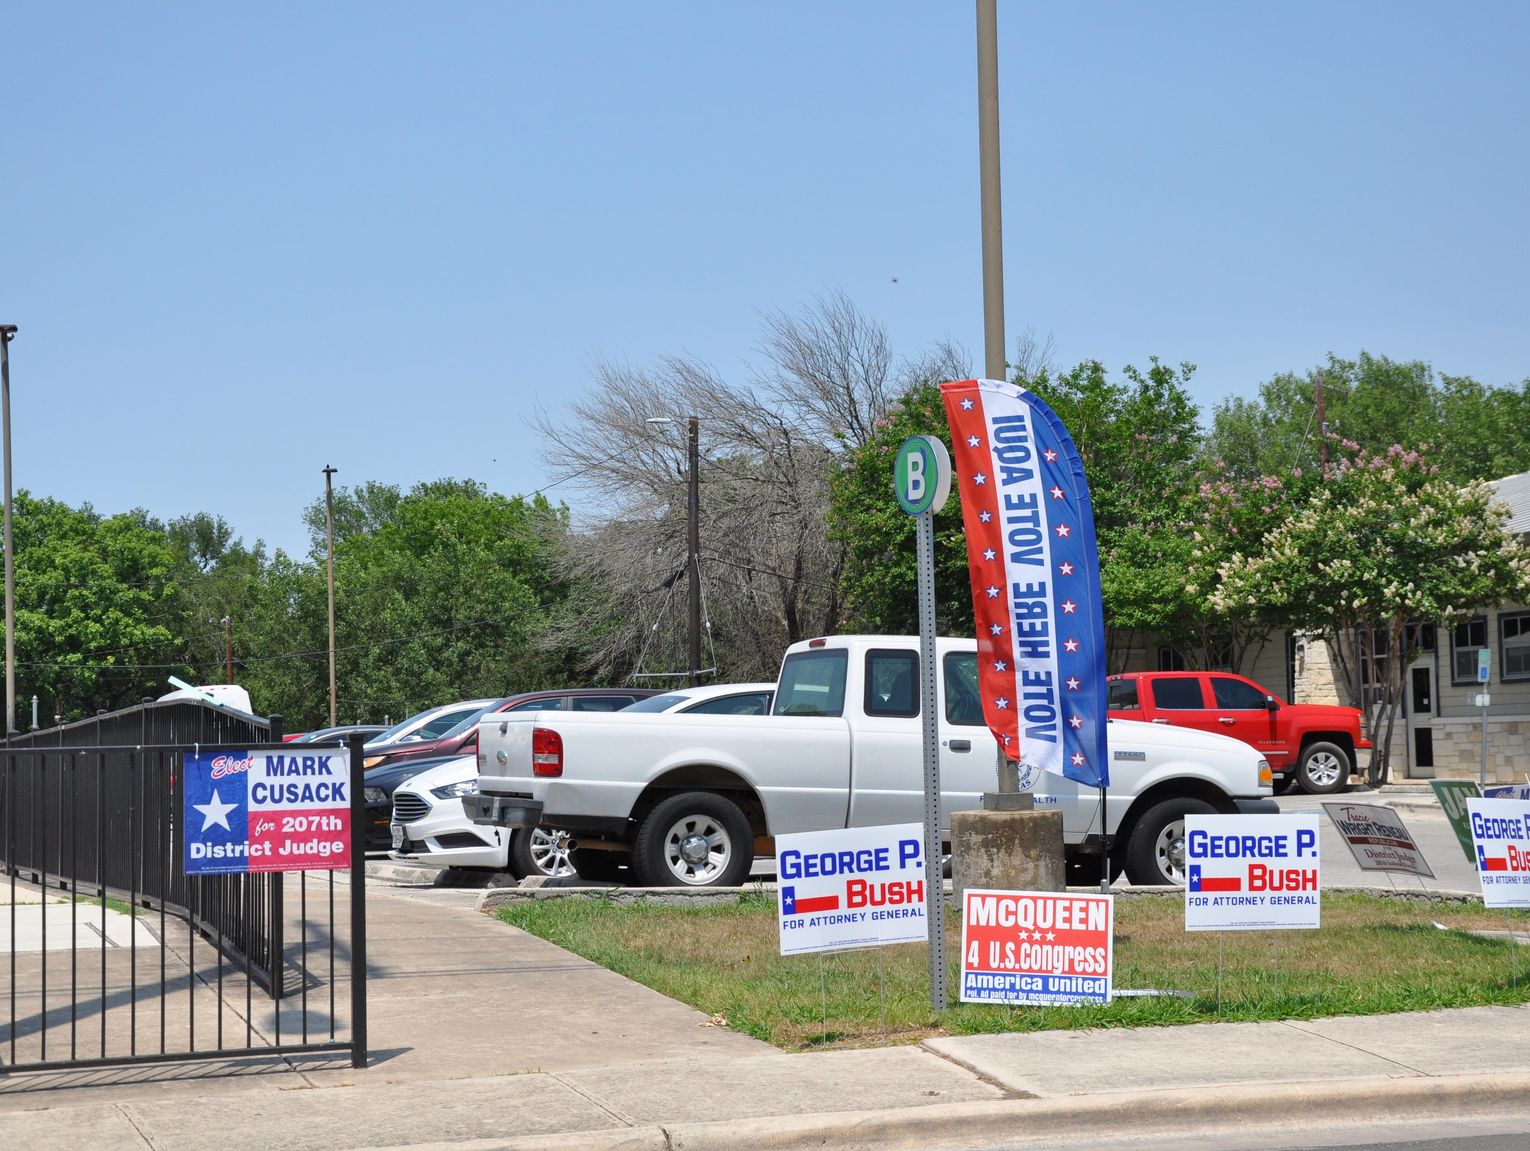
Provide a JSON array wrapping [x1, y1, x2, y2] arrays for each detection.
[[1431, 779, 1483, 864], [1184, 813, 1321, 931], [776, 823, 928, 956], [183, 748, 352, 876], [1466, 797, 1530, 908], [959, 890, 1113, 1006], [1322, 802, 1434, 879]]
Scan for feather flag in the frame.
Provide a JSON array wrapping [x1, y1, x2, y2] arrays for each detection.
[[940, 378, 1108, 788]]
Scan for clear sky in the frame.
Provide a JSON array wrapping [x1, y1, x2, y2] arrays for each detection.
[[3, 2, 1527, 559]]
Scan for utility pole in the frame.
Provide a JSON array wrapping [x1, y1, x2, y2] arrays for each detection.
[[687, 415, 701, 687], [1314, 371, 1329, 468], [1, 324, 17, 736], [221, 615, 233, 683], [324, 465, 338, 726]]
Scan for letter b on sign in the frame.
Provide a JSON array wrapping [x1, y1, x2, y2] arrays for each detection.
[[894, 436, 952, 516]]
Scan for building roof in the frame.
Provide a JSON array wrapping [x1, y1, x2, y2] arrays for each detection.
[[1488, 469, 1530, 536]]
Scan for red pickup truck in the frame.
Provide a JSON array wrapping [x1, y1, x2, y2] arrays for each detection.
[[1106, 671, 1370, 794]]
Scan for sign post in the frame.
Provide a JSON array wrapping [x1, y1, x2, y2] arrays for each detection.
[[893, 435, 951, 1012], [1478, 648, 1492, 786]]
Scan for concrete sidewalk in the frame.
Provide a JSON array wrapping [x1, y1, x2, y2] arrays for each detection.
[[4, 861, 1530, 1151]]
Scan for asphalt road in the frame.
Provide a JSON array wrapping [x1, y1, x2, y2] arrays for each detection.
[[1273, 789, 1479, 893]]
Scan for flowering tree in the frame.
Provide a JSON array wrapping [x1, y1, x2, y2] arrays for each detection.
[[1212, 445, 1530, 782]]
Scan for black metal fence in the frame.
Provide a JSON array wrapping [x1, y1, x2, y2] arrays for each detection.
[[1, 700, 367, 1074]]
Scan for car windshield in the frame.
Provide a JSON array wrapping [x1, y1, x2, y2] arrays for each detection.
[[620, 693, 690, 713], [436, 699, 512, 740]]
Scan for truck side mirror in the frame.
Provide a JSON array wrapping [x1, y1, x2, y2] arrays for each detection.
[[1266, 695, 1278, 711]]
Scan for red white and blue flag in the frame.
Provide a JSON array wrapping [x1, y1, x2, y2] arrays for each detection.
[[940, 378, 1108, 788]]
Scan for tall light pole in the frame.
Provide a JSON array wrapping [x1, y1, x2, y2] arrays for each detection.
[[1, 324, 17, 736], [221, 615, 233, 683], [323, 465, 338, 726], [647, 416, 702, 686]]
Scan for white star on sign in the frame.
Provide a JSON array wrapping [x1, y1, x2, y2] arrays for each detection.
[[966, 434, 981, 448], [973, 472, 987, 485], [1050, 486, 1065, 500], [961, 398, 974, 410], [994, 696, 1010, 710], [1061, 600, 1078, 614], [1063, 638, 1080, 652], [194, 789, 238, 832], [1058, 561, 1075, 575], [989, 623, 1004, 636], [1066, 676, 1082, 691], [979, 510, 992, 523], [985, 585, 1000, 598], [1055, 523, 1071, 538], [1043, 448, 1059, 462], [982, 548, 996, 561], [993, 660, 1008, 672], [1071, 752, 1086, 767], [1069, 715, 1083, 729]]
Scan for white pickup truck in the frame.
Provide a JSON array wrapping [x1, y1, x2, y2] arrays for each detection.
[[465, 635, 1274, 887]]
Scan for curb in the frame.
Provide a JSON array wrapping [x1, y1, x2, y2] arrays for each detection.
[[372, 1070, 1530, 1151]]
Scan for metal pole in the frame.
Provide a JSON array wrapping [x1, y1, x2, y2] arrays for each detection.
[[917, 510, 946, 1012], [222, 615, 233, 683], [347, 730, 369, 1067], [976, 0, 1005, 383], [0, 324, 16, 736], [687, 416, 701, 688], [324, 466, 338, 726]]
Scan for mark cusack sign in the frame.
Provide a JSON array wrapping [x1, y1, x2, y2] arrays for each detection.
[[183, 748, 352, 875], [1466, 797, 1530, 908], [776, 823, 928, 956], [959, 889, 1113, 1006], [1322, 803, 1434, 879], [1185, 813, 1321, 931]]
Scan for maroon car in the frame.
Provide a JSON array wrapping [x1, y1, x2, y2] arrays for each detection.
[[360, 688, 659, 773]]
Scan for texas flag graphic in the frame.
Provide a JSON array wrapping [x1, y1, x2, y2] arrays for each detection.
[[1477, 846, 1509, 872], [1188, 865, 1242, 893], [780, 886, 840, 915]]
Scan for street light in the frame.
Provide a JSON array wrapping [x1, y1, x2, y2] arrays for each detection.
[[1, 323, 16, 736], [646, 415, 701, 686]]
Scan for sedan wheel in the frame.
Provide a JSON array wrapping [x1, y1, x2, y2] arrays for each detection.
[[511, 825, 576, 878]]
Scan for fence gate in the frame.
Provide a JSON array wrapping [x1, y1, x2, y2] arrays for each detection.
[[1, 707, 367, 1074]]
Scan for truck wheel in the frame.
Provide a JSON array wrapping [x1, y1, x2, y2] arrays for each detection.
[[633, 792, 753, 887], [510, 826, 576, 879], [1297, 741, 1351, 795], [1124, 798, 1216, 886]]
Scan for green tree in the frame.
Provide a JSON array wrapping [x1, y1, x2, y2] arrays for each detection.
[[11, 492, 186, 724], [1212, 446, 1530, 782]]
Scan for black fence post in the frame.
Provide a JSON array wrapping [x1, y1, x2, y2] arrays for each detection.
[[347, 730, 368, 1068], [268, 714, 284, 743]]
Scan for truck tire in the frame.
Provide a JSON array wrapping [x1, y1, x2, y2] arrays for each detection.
[[1296, 741, 1351, 795], [632, 791, 754, 887], [509, 826, 576, 879], [1123, 797, 1216, 886]]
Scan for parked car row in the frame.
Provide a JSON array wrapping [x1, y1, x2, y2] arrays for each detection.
[[387, 683, 775, 879]]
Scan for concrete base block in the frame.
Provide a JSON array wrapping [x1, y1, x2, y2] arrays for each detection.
[[950, 809, 1065, 905]]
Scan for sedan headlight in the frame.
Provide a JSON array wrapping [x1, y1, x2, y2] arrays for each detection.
[[364, 786, 388, 804], [431, 779, 480, 800]]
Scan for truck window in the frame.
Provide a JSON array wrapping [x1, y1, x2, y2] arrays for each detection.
[[1210, 676, 1270, 710], [943, 652, 985, 726], [773, 649, 849, 717], [1107, 679, 1139, 710], [865, 650, 919, 718], [1149, 678, 1206, 709]]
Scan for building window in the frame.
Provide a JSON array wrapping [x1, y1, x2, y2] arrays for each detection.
[[1502, 613, 1530, 682], [1452, 617, 1488, 685], [1157, 647, 1186, 672]]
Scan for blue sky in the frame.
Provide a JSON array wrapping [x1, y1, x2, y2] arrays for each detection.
[[3, 3, 1527, 558]]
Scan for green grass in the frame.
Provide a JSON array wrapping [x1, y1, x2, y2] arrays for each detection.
[[499, 890, 1530, 1051]]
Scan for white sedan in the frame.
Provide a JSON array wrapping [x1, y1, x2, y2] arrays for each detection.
[[389, 683, 775, 879]]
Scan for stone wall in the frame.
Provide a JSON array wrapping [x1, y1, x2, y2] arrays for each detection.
[[1292, 634, 1344, 706], [1425, 718, 1530, 784]]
